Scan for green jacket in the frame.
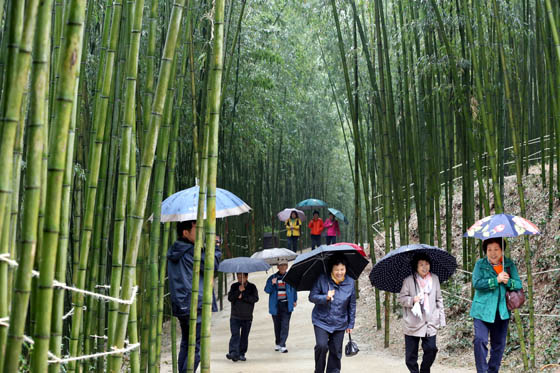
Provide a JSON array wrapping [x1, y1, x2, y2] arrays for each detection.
[[469, 257, 523, 323]]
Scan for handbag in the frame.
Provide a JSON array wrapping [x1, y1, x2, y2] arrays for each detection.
[[344, 333, 359, 357], [505, 268, 525, 311], [506, 289, 525, 310]]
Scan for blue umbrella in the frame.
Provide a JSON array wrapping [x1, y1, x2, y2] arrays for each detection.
[[295, 198, 328, 210], [328, 207, 349, 224], [160, 186, 251, 222], [218, 257, 270, 273], [369, 244, 457, 293], [284, 245, 369, 291], [463, 213, 540, 239]]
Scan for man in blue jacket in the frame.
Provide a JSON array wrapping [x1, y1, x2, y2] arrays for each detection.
[[264, 261, 297, 353], [167, 220, 221, 373]]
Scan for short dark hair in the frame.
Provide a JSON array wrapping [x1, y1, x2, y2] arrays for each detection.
[[411, 253, 431, 273], [177, 220, 196, 238], [482, 238, 506, 253], [328, 254, 347, 273], [313, 210, 319, 216]]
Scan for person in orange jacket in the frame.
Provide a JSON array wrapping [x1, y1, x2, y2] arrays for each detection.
[[308, 210, 324, 250]]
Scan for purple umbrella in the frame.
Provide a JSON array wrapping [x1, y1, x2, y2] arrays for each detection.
[[277, 208, 306, 222]]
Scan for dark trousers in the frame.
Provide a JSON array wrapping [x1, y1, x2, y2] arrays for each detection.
[[473, 314, 509, 373], [229, 318, 252, 358], [313, 325, 345, 373], [272, 301, 292, 347], [404, 335, 438, 373], [178, 316, 201, 373], [326, 236, 336, 245], [287, 236, 299, 252], [311, 234, 322, 250]]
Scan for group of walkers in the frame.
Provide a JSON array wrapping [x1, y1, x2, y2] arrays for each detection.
[[286, 210, 341, 252], [168, 219, 522, 373]]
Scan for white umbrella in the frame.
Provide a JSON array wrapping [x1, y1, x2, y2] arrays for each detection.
[[251, 248, 298, 265], [276, 208, 306, 222]]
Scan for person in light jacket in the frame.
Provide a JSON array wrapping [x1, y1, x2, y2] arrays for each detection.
[[285, 211, 302, 252], [398, 253, 445, 373], [470, 238, 522, 373], [323, 213, 340, 245], [309, 254, 356, 373]]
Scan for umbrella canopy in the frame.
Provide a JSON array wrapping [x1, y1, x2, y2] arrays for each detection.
[[369, 244, 457, 293], [284, 245, 369, 291], [251, 248, 298, 265], [327, 207, 349, 224], [277, 208, 306, 222], [295, 198, 328, 210], [463, 213, 540, 239], [160, 186, 251, 222], [332, 242, 366, 257], [218, 257, 270, 273]]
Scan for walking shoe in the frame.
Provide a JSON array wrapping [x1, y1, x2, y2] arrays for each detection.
[[280, 347, 288, 353], [274, 345, 281, 351], [226, 353, 239, 362], [239, 355, 246, 361]]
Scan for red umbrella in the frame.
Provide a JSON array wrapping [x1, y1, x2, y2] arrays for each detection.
[[332, 242, 367, 258]]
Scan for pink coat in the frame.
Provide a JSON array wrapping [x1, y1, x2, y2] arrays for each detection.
[[323, 219, 340, 237]]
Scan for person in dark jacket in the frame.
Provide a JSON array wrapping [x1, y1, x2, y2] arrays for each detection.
[[309, 255, 356, 373], [167, 220, 221, 373], [264, 261, 298, 353], [226, 273, 259, 362]]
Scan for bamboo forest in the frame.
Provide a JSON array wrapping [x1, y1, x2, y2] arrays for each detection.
[[0, 0, 559, 371]]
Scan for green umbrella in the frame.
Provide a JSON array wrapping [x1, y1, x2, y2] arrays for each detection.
[[328, 207, 349, 224]]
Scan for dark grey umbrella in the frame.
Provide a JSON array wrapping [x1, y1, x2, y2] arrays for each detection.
[[369, 244, 457, 293], [218, 257, 270, 273], [284, 245, 369, 291]]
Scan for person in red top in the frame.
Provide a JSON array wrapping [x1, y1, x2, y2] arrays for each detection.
[[308, 210, 324, 250]]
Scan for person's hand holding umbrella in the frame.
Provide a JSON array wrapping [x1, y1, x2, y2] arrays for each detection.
[[327, 289, 335, 301]]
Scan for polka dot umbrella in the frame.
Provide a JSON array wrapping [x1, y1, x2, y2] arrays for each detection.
[[369, 244, 457, 293]]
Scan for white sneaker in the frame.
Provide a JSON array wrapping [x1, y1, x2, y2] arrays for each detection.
[[280, 347, 288, 353], [274, 345, 281, 351]]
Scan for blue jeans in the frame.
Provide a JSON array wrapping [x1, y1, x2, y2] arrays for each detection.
[[311, 235, 322, 250], [287, 236, 299, 252], [272, 301, 292, 347], [178, 316, 201, 373], [473, 313, 509, 373], [229, 318, 252, 358]]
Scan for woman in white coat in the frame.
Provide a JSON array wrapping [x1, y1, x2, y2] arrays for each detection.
[[398, 253, 446, 373]]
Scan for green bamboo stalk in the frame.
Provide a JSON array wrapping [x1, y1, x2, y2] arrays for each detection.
[[491, 0, 531, 368], [141, 0, 159, 150], [0, 0, 29, 359], [108, 0, 186, 368], [1, 0, 52, 367], [29, 0, 87, 368], [199, 1, 226, 370], [67, 0, 122, 368]]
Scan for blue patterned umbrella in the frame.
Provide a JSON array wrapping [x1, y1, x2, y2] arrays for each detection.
[[328, 207, 349, 224], [463, 213, 540, 239], [284, 245, 369, 291], [218, 257, 270, 273], [160, 186, 251, 222], [369, 244, 457, 293], [295, 198, 328, 210]]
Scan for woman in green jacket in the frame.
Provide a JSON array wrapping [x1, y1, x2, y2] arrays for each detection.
[[470, 238, 522, 373]]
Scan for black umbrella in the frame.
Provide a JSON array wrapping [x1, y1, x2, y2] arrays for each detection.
[[218, 257, 270, 273], [284, 245, 369, 291], [369, 244, 457, 293]]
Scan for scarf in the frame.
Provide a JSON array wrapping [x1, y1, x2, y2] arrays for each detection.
[[331, 273, 344, 285], [416, 272, 433, 316]]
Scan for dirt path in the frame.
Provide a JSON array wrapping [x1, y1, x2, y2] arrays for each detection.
[[160, 270, 475, 373]]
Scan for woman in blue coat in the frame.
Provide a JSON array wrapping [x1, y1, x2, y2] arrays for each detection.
[[309, 255, 356, 373]]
